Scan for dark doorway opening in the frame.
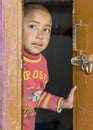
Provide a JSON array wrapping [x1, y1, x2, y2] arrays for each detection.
[[24, 1, 73, 130]]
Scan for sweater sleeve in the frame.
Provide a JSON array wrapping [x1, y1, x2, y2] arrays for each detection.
[[37, 91, 63, 113]]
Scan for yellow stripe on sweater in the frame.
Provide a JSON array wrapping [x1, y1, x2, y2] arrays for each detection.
[[57, 97, 63, 113], [38, 92, 47, 106], [23, 54, 42, 63], [42, 94, 51, 108]]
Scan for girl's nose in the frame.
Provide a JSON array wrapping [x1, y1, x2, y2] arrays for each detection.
[[36, 30, 43, 40]]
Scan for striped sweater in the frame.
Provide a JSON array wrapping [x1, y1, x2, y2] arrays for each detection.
[[23, 51, 63, 118]]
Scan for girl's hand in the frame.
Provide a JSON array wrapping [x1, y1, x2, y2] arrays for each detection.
[[62, 86, 77, 109]]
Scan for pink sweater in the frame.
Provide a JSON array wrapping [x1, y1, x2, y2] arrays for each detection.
[[23, 51, 62, 130]]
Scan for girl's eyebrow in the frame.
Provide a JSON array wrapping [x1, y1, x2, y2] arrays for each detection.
[[45, 24, 52, 28], [27, 20, 39, 24], [27, 20, 52, 28]]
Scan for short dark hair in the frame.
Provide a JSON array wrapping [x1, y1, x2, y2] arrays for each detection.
[[24, 4, 50, 17]]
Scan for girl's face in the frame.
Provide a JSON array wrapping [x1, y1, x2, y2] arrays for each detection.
[[24, 9, 52, 55]]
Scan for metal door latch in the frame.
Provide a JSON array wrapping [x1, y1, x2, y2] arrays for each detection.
[[71, 55, 93, 74]]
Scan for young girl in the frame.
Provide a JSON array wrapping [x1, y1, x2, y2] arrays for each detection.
[[23, 4, 77, 130]]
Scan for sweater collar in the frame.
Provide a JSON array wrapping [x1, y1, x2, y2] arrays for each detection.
[[23, 51, 42, 63]]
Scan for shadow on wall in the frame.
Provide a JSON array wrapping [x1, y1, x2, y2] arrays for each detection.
[[52, 26, 72, 37], [35, 119, 73, 130], [35, 119, 60, 130]]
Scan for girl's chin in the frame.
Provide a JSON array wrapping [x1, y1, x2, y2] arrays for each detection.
[[24, 49, 40, 55], [29, 52, 40, 56]]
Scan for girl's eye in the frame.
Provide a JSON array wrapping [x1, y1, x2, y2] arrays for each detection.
[[29, 25, 37, 30], [44, 28, 51, 33]]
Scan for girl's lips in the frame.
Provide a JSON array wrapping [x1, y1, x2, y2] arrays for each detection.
[[32, 43, 42, 47]]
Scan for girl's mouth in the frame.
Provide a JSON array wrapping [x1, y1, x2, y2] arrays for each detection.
[[32, 43, 42, 47]]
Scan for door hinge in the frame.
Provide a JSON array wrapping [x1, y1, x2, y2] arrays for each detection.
[[20, 59, 24, 69]]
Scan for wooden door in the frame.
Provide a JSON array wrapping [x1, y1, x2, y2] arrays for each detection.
[[73, 0, 93, 130], [0, 0, 23, 129]]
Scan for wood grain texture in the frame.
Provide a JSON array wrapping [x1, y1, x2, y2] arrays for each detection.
[[73, 0, 93, 130], [1, 0, 23, 129]]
